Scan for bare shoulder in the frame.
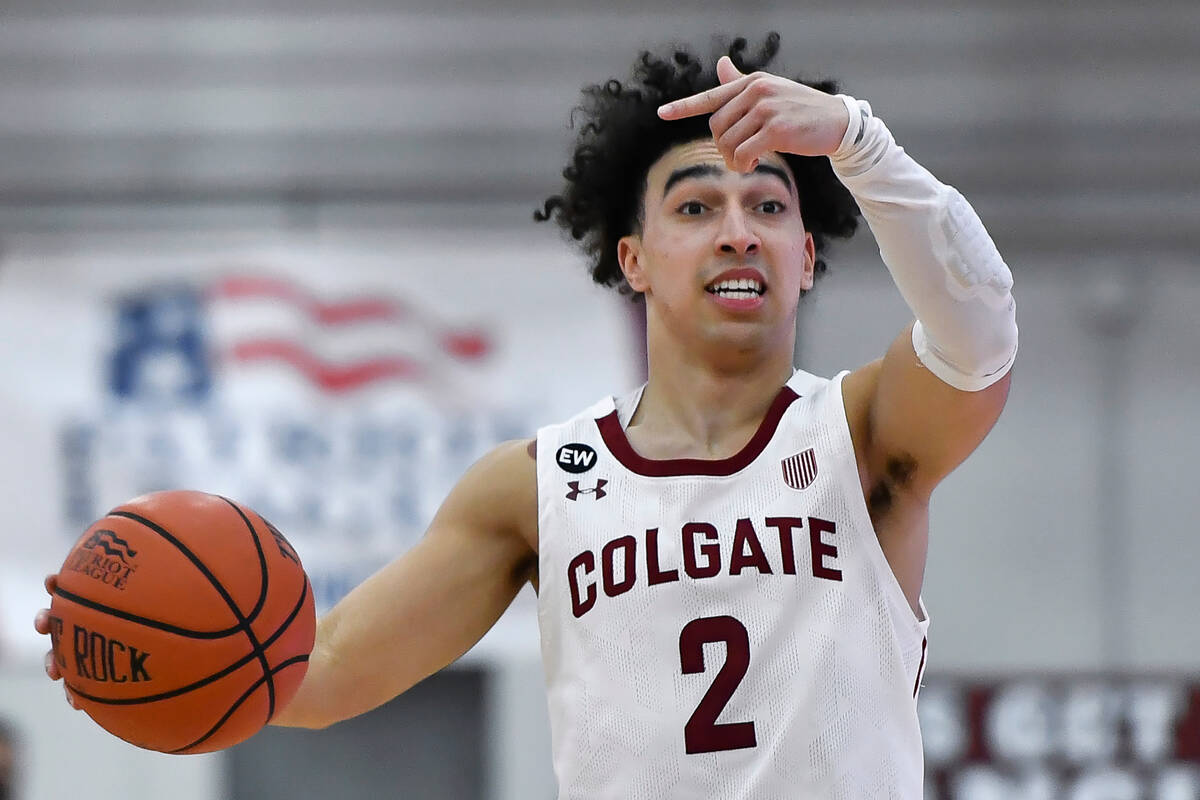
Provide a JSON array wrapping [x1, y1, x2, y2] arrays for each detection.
[[435, 438, 539, 555]]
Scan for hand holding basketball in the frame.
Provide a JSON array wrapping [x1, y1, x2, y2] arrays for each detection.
[[37, 491, 316, 754]]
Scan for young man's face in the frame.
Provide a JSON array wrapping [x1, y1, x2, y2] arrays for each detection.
[[618, 138, 815, 355]]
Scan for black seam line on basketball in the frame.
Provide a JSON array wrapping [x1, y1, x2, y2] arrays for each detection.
[[58, 578, 311, 706], [215, 496, 276, 719], [107, 510, 276, 720], [167, 654, 310, 755], [64, 579, 310, 706], [215, 497, 271, 627], [52, 586, 243, 639]]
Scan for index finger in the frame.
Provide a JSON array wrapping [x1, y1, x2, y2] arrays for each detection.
[[657, 75, 752, 121]]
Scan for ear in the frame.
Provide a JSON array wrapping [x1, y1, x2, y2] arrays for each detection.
[[617, 234, 650, 293], [800, 231, 816, 291]]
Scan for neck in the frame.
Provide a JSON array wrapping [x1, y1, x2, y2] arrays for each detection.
[[631, 312, 797, 458]]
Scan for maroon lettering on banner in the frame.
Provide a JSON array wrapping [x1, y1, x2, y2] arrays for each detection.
[[602, 536, 637, 598], [646, 528, 680, 586], [1177, 687, 1200, 760], [921, 677, 1200, 800], [765, 517, 801, 575], [965, 686, 991, 761], [568, 550, 597, 618], [808, 517, 842, 581], [729, 518, 773, 576], [683, 523, 721, 579]]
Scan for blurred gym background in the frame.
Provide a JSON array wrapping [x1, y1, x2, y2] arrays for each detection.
[[0, 1, 1197, 798]]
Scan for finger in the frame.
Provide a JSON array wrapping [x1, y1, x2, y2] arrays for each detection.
[[34, 608, 52, 634], [45, 651, 62, 681], [716, 113, 766, 172], [44, 573, 58, 595], [715, 55, 744, 86], [658, 74, 754, 121], [732, 128, 777, 174], [707, 83, 762, 144], [65, 684, 78, 709]]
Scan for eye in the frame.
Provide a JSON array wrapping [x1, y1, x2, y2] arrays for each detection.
[[757, 200, 786, 214], [677, 201, 707, 216]]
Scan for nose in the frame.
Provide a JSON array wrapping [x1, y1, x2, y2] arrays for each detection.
[[715, 207, 760, 257]]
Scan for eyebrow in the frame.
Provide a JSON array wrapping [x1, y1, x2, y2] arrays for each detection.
[[661, 162, 794, 199]]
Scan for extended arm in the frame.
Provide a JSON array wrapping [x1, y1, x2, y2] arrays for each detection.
[[270, 439, 538, 729]]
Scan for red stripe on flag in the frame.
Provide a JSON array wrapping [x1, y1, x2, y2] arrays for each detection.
[[208, 275, 491, 360], [227, 339, 424, 393], [210, 276, 403, 325]]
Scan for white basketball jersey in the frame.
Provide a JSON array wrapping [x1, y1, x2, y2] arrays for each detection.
[[535, 370, 930, 800]]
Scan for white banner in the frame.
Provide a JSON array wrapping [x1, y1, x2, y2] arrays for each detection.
[[0, 230, 637, 662]]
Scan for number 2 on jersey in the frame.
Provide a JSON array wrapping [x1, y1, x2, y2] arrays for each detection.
[[679, 615, 758, 754]]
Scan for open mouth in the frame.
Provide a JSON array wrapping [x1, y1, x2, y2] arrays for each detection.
[[705, 277, 766, 299]]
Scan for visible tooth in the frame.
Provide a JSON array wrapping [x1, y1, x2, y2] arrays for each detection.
[[714, 279, 752, 290], [709, 277, 764, 294]]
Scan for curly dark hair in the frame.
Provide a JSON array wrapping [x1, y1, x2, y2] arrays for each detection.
[[535, 33, 861, 297]]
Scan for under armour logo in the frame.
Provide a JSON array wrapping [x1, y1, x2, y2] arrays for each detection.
[[566, 479, 607, 501]]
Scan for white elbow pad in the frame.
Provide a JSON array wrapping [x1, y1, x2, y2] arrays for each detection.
[[912, 316, 1017, 393], [916, 187, 1018, 391], [932, 187, 1014, 309]]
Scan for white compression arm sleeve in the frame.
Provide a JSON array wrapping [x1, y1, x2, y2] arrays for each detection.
[[829, 95, 1018, 392]]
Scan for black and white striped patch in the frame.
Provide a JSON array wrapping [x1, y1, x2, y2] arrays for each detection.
[[781, 448, 818, 491]]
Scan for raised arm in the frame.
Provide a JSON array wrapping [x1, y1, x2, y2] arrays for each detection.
[[831, 92, 1016, 499], [660, 57, 1016, 492], [661, 56, 1017, 612], [263, 439, 538, 729]]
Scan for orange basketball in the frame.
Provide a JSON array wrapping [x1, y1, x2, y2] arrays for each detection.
[[48, 490, 316, 754]]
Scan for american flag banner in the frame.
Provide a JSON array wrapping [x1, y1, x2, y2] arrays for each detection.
[[206, 274, 491, 399], [781, 447, 819, 490], [0, 232, 637, 658]]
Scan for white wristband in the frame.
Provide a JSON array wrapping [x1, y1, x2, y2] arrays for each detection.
[[833, 94, 874, 164]]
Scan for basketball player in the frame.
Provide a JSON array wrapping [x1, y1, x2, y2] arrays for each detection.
[[37, 34, 1017, 797]]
